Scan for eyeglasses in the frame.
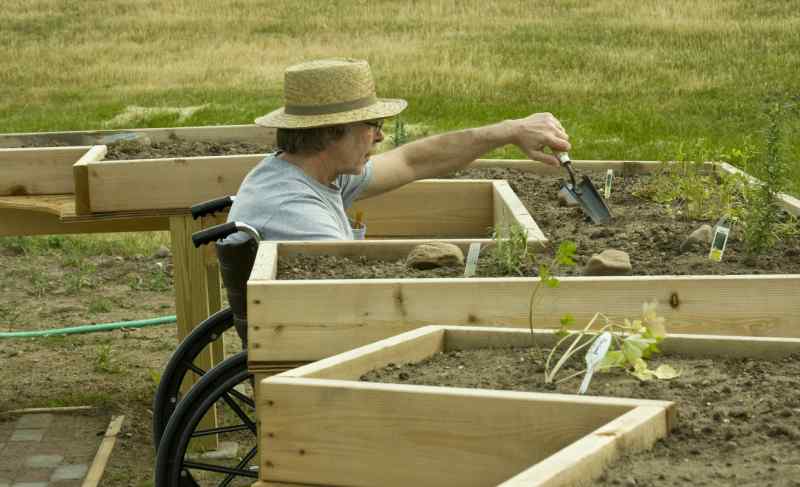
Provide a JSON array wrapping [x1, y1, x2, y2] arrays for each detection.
[[363, 119, 384, 131]]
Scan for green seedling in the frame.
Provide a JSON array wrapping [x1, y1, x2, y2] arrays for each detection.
[[527, 240, 577, 334], [544, 301, 679, 385]]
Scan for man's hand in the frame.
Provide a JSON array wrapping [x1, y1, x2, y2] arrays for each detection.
[[511, 113, 571, 166]]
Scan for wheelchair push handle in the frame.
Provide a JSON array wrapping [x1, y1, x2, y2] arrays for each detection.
[[191, 196, 234, 220], [192, 221, 261, 248]]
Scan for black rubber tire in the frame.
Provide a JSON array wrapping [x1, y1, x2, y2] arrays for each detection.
[[152, 307, 236, 449], [154, 352, 256, 487]]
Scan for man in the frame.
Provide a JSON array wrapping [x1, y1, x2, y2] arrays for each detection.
[[224, 57, 570, 243]]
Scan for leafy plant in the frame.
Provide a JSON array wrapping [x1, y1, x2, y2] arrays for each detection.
[[486, 223, 535, 276], [544, 301, 679, 385], [738, 101, 792, 257], [527, 241, 577, 333]]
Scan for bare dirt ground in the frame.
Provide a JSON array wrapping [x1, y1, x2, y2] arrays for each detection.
[[0, 248, 170, 486]]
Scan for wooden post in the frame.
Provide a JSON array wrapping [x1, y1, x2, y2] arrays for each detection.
[[169, 214, 224, 450]]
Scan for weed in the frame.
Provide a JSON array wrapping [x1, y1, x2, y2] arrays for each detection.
[[94, 344, 121, 374], [64, 261, 97, 295], [88, 298, 113, 314]]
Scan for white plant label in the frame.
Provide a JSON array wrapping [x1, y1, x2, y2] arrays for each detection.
[[604, 169, 614, 199], [578, 332, 612, 395], [708, 217, 731, 262], [463, 243, 482, 277]]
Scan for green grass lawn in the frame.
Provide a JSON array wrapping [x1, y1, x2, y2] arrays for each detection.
[[1, 0, 798, 193]]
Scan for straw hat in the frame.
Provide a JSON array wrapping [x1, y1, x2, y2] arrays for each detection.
[[255, 58, 407, 129]]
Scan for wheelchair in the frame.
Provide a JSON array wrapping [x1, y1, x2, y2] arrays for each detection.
[[153, 196, 265, 486]]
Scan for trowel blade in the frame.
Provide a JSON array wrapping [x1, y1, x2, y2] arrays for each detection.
[[563, 176, 612, 224]]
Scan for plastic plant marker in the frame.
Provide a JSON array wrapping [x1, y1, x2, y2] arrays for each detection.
[[463, 242, 482, 277], [709, 220, 731, 262], [604, 169, 613, 199], [578, 332, 612, 394]]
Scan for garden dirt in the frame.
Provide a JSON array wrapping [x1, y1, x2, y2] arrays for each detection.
[[363, 348, 800, 487]]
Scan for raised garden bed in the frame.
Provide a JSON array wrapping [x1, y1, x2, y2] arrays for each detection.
[[0, 124, 276, 150], [254, 325, 800, 487], [247, 241, 800, 369]]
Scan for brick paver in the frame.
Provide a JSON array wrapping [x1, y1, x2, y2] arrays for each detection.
[[0, 412, 109, 487]]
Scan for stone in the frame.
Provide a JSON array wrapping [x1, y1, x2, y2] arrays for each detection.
[[680, 224, 713, 251], [50, 464, 88, 481], [406, 243, 464, 270], [583, 249, 632, 276], [26, 454, 63, 468], [10, 429, 44, 442], [153, 245, 171, 259], [557, 186, 580, 207], [16, 415, 53, 430]]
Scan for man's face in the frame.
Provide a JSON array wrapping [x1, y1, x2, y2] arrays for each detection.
[[329, 120, 384, 175]]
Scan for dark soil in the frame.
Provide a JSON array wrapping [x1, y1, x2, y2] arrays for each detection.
[[362, 348, 800, 487], [21, 135, 274, 159], [103, 137, 273, 160], [278, 167, 800, 279]]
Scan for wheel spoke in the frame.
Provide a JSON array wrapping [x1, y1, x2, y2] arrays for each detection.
[[226, 386, 255, 408], [220, 447, 259, 487], [191, 424, 252, 438], [220, 390, 257, 434], [183, 360, 207, 377], [183, 460, 258, 478]]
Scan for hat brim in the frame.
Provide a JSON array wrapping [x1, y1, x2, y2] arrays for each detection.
[[254, 98, 407, 129]]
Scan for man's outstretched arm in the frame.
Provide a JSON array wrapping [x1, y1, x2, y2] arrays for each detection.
[[361, 112, 571, 199]]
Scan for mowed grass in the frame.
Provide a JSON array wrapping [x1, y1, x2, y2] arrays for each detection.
[[1, 0, 798, 192]]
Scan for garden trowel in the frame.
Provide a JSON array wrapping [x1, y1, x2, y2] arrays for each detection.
[[556, 152, 612, 224]]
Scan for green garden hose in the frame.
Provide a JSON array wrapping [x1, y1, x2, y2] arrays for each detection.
[[0, 315, 177, 339]]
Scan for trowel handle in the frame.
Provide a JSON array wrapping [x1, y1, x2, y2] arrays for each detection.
[[556, 152, 578, 189]]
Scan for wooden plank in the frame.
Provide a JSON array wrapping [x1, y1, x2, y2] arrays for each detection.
[[272, 326, 446, 380], [348, 179, 494, 237], [492, 180, 548, 244], [470, 159, 716, 176], [0, 146, 92, 195], [260, 377, 665, 487], [443, 327, 800, 360], [250, 242, 279, 281], [81, 415, 125, 487], [500, 406, 670, 487], [247, 274, 800, 362], [0, 207, 168, 236], [73, 145, 107, 214], [0, 124, 276, 147], [87, 154, 265, 212], [717, 162, 800, 217]]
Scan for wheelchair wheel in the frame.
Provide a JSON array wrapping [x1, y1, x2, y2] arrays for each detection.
[[152, 307, 236, 449], [155, 351, 256, 486]]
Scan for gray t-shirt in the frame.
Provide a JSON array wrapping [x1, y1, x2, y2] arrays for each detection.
[[222, 153, 373, 243]]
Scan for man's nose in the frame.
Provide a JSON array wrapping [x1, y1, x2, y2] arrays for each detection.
[[373, 129, 384, 144]]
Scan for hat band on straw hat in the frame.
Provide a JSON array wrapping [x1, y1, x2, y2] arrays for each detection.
[[284, 95, 378, 116]]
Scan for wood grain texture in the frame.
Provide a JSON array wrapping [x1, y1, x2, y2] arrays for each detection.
[[260, 377, 648, 487], [1, 146, 92, 195], [0, 124, 276, 147], [248, 274, 800, 362]]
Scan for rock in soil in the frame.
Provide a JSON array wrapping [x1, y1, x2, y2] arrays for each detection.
[[406, 242, 465, 270]]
